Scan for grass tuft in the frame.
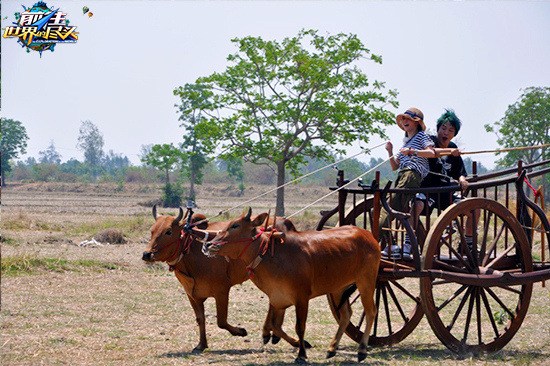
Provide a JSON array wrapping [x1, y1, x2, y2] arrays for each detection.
[[69, 215, 150, 239], [0, 234, 18, 245], [1, 254, 121, 277]]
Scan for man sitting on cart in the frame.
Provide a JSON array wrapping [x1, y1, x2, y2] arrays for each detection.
[[401, 109, 475, 253]]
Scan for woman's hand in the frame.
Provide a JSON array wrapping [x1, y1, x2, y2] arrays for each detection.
[[385, 141, 394, 156], [399, 147, 415, 156], [459, 176, 469, 194]]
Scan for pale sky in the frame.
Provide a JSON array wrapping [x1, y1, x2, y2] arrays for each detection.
[[2, 0, 549, 170]]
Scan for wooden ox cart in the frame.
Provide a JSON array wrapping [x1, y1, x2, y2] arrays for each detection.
[[316, 159, 550, 354]]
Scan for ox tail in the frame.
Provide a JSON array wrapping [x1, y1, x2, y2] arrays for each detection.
[[337, 284, 357, 311]]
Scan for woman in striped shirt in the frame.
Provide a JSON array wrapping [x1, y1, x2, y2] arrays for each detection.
[[380, 107, 436, 260]]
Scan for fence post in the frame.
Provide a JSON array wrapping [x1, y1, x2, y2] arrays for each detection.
[[337, 170, 347, 225], [373, 171, 381, 242]]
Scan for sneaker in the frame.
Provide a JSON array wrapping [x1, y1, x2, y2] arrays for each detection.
[[402, 244, 412, 261], [381, 245, 390, 258], [382, 244, 401, 259], [389, 245, 402, 260]]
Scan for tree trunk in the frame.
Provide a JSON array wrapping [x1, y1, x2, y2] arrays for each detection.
[[276, 161, 285, 216], [189, 161, 196, 201], [0, 152, 4, 187]]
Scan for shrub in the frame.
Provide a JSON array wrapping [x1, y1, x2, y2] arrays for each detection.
[[162, 182, 184, 207], [94, 228, 127, 244]]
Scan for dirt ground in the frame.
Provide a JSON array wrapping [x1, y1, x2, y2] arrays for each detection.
[[1, 182, 549, 365]]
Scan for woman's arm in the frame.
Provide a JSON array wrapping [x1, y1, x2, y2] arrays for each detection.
[[386, 141, 400, 171], [400, 146, 437, 158]]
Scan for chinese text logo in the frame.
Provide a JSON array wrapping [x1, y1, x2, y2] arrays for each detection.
[[2, 1, 78, 57]]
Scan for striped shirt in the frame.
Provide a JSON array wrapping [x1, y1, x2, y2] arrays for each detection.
[[397, 131, 434, 179]]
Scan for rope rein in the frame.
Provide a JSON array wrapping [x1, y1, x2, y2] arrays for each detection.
[[286, 156, 391, 219], [192, 142, 387, 226]]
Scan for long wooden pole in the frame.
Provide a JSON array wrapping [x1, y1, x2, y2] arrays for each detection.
[[460, 143, 550, 155]]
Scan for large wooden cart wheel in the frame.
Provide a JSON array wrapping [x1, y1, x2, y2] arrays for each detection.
[[324, 198, 425, 346], [420, 198, 533, 354]]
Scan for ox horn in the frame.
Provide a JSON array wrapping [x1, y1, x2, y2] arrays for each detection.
[[152, 204, 158, 220], [244, 207, 252, 221], [175, 207, 184, 224]]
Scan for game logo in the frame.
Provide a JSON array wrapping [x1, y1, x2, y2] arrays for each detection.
[[2, 1, 78, 57]]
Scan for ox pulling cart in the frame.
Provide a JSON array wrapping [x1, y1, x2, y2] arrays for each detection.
[[316, 159, 550, 354]]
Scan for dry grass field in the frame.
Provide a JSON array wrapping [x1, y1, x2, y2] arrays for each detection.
[[1, 182, 549, 366]]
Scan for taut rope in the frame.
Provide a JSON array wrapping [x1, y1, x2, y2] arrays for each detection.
[[285, 157, 391, 219], [194, 142, 386, 224]]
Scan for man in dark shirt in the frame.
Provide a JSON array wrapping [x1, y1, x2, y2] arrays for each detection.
[[413, 109, 474, 251]]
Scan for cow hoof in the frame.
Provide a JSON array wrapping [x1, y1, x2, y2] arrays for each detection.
[[358, 352, 367, 362], [192, 346, 206, 354], [304, 340, 312, 349], [294, 356, 308, 364], [326, 350, 336, 359], [263, 334, 271, 344], [236, 328, 247, 337], [271, 335, 281, 345]]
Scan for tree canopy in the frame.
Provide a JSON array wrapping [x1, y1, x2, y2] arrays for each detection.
[[77, 120, 105, 179], [39, 140, 62, 165], [1, 118, 29, 186], [485, 86, 550, 199], [141, 143, 183, 185], [174, 29, 397, 215], [485, 86, 550, 167]]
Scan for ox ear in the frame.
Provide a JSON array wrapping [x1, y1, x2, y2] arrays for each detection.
[[272, 231, 285, 241], [251, 213, 269, 227], [152, 204, 158, 220], [192, 213, 208, 230], [244, 207, 252, 222]]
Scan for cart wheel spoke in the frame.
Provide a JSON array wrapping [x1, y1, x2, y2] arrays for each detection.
[[386, 281, 409, 322], [480, 288, 501, 339], [381, 284, 393, 335], [437, 284, 468, 311], [448, 286, 473, 332], [496, 285, 522, 295], [461, 288, 477, 344], [484, 287, 515, 319], [388, 279, 421, 303]]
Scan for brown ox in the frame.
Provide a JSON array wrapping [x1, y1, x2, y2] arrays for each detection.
[[199, 208, 381, 363], [142, 206, 304, 352]]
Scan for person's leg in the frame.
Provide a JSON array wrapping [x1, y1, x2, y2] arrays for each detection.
[[393, 170, 421, 260]]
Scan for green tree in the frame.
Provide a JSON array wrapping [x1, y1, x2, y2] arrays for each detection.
[[0, 118, 29, 186], [38, 140, 62, 164], [222, 155, 245, 195], [103, 150, 130, 177], [174, 84, 214, 201], [174, 29, 397, 215], [485, 86, 550, 198], [141, 143, 185, 207], [77, 120, 105, 179], [141, 143, 183, 184]]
